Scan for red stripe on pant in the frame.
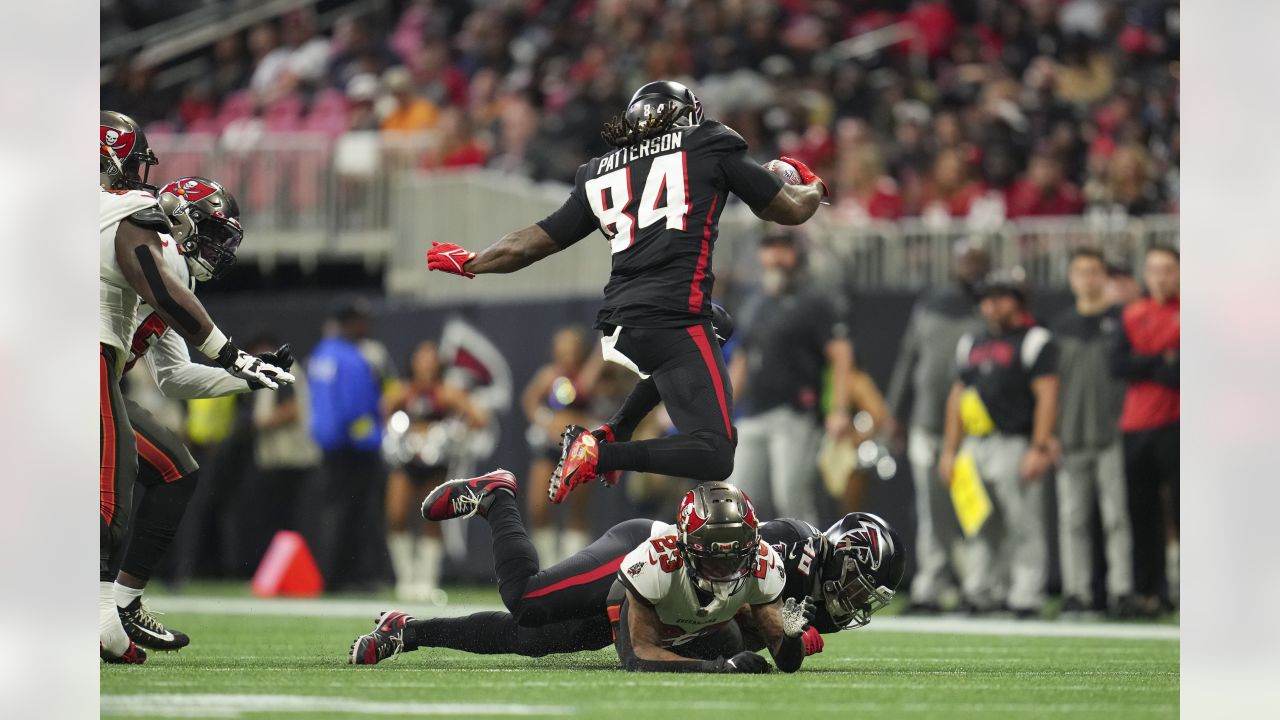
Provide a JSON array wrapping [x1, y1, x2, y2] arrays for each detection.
[[136, 432, 183, 483], [521, 553, 629, 600], [685, 325, 732, 438], [686, 194, 720, 313], [100, 353, 117, 525]]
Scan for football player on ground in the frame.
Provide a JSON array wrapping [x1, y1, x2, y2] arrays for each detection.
[[348, 473, 904, 670], [100, 111, 294, 663], [426, 80, 826, 504], [112, 176, 295, 654]]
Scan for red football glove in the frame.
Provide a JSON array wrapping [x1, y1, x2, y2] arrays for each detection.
[[591, 425, 623, 487], [427, 241, 476, 278], [801, 626, 825, 656], [778, 155, 828, 197]]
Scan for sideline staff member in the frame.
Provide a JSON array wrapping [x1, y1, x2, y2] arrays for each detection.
[[940, 269, 1059, 616]]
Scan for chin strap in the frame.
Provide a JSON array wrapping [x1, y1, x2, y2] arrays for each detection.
[[694, 582, 735, 617]]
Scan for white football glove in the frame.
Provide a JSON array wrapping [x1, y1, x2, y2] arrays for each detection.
[[217, 342, 295, 390], [781, 596, 817, 638]]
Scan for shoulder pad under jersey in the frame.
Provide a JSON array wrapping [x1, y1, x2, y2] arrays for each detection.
[[125, 205, 171, 234], [689, 121, 747, 153]]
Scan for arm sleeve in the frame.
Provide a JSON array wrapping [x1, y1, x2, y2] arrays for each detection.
[[535, 166, 597, 249], [1108, 314, 1161, 380], [772, 632, 805, 673], [720, 151, 784, 213], [145, 329, 251, 400]]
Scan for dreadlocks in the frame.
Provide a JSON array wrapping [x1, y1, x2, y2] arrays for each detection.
[[601, 102, 684, 148]]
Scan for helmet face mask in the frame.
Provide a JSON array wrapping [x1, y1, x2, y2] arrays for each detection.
[[156, 177, 243, 282], [820, 513, 905, 629], [675, 482, 760, 596]]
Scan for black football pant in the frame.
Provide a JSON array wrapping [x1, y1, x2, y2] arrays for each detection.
[[595, 323, 736, 482], [114, 400, 200, 584], [1124, 421, 1179, 600], [101, 345, 137, 581], [403, 504, 654, 656], [310, 447, 388, 590]]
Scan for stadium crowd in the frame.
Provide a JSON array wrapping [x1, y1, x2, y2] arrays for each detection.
[[102, 0, 1179, 223]]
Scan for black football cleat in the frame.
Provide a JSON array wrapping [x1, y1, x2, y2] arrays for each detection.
[[119, 597, 190, 651], [421, 469, 517, 521], [350, 610, 414, 665], [101, 640, 147, 664]]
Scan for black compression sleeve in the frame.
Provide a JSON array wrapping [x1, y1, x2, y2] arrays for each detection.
[[536, 191, 597, 249], [134, 245, 202, 335], [771, 633, 805, 673], [615, 601, 725, 673], [720, 151, 784, 212]]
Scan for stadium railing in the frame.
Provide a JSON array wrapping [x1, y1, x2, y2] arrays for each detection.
[[148, 133, 1178, 298]]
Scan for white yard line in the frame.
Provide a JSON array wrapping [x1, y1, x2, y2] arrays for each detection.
[[152, 595, 1177, 641], [101, 694, 574, 718]]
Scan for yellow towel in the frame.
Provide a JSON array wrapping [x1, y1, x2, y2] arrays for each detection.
[[951, 451, 993, 538], [959, 388, 996, 437]]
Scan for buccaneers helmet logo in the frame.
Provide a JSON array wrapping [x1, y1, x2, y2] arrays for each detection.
[[100, 126, 135, 158], [677, 493, 705, 533], [161, 178, 218, 203], [848, 521, 885, 571]]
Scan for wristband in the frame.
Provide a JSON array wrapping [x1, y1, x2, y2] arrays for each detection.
[[197, 327, 230, 361]]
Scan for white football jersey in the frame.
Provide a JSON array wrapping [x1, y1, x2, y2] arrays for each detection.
[[100, 188, 190, 371], [616, 522, 786, 647]]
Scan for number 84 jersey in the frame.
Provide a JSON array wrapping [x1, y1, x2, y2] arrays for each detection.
[[615, 522, 786, 648], [535, 121, 784, 332]]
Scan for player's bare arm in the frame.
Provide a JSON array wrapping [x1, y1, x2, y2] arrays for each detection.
[[115, 219, 216, 345], [615, 590, 769, 673], [939, 381, 966, 485], [758, 182, 824, 225], [427, 224, 562, 279], [748, 597, 811, 673], [1022, 374, 1060, 481]]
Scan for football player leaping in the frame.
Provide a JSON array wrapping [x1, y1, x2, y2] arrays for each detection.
[[426, 80, 826, 504], [100, 111, 294, 663], [349, 474, 904, 672], [111, 176, 295, 654]]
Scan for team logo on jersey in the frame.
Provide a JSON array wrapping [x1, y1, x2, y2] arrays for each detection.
[[846, 521, 886, 571], [627, 562, 645, 577], [100, 126, 136, 160]]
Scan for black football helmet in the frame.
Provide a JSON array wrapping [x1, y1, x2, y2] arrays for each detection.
[[156, 177, 244, 281], [624, 80, 705, 132], [100, 110, 159, 192], [675, 482, 760, 596], [819, 513, 905, 628]]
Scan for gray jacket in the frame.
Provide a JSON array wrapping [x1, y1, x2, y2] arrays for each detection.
[[886, 285, 985, 435], [1050, 305, 1126, 450]]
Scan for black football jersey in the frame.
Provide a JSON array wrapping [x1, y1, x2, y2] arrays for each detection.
[[759, 518, 841, 634], [536, 121, 783, 330]]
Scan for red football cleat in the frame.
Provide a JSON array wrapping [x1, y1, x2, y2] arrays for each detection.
[[101, 640, 147, 665], [421, 469, 517, 521], [549, 425, 599, 504], [349, 610, 414, 665]]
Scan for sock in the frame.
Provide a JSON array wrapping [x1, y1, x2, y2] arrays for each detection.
[[415, 536, 443, 593], [562, 529, 590, 558], [597, 441, 649, 474], [100, 582, 130, 655], [532, 528, 559, 567], [113, 581, 144, 609], [404, 612, 520, 653], [388, 532, 415, 595]]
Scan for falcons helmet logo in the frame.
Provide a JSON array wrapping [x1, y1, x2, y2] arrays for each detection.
[[845, 521, 885, 571]]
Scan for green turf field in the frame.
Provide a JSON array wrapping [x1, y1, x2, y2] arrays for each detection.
[[101, 592, 1178, 719]]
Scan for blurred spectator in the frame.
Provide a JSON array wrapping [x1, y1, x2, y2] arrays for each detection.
[[280, 8, 331, 88], [420, 107, 488, 170], [1087, 143, 1162, 218], [919, 148, 985, 220], [247, 22, 291, 100], [1050, 249, 1134, 616], [1111, 245, 1179, 615], [728, 229, 853, 521], [243, 336, 321, 570], [176, 81, 216, 131], [380, 66, 439, 132], [345, 73, 381, 131], [818, 368, 893, 515], [1005, 151, 1084, 217], [522, 327, 601, 565], [1105, 260, 1142, 307], [832, 128, 904, 223], [886, 244, 990, 614], [384, 341, 488, 602], [210, 34, 250, 101], [101, 58, 170, 126], [939, 269, 1059, 616], [306, 300, 387, 591]]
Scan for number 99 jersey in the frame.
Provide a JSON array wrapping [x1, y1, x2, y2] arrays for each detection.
[[535, 121, 784, 331], [614, 521, 786, 648]]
